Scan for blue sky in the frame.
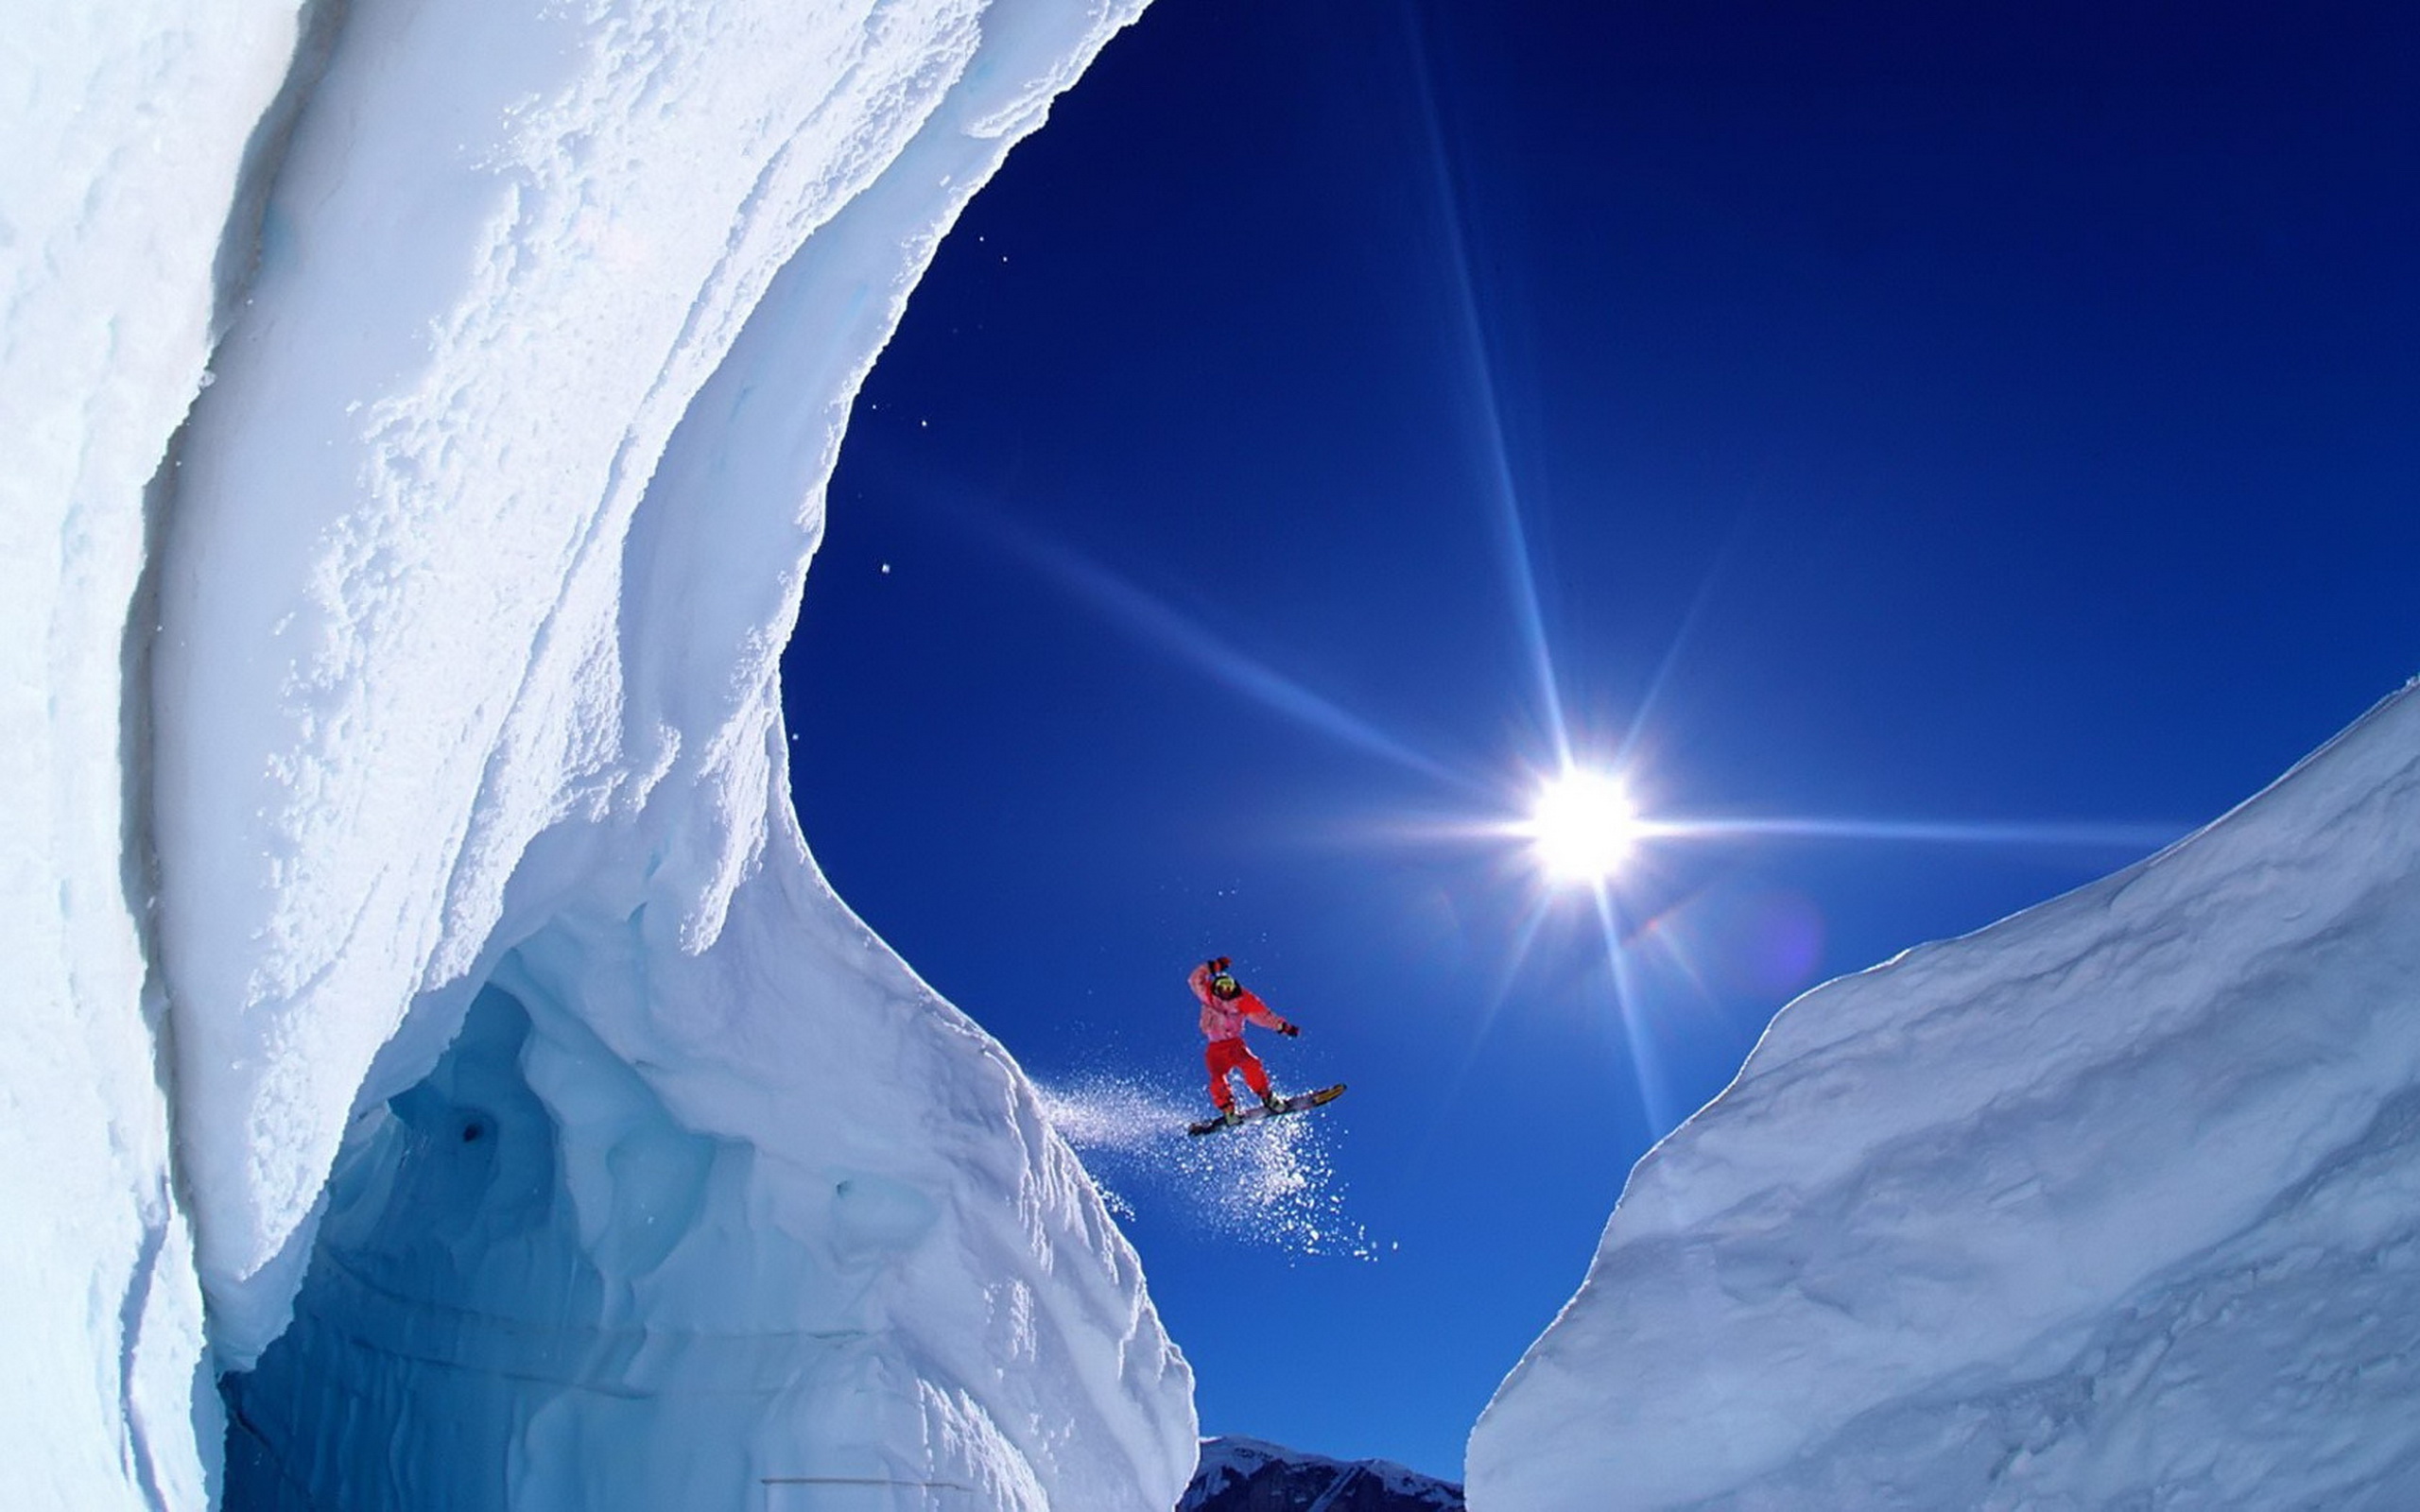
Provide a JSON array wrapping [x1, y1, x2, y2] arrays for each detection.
[[782, 0, 2420, 1483]]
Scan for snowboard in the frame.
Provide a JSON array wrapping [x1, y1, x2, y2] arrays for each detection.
[[1186, 1083, 1346, 1137]]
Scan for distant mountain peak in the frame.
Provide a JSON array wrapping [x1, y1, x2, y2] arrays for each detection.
[[1181, 1435, 1464, 1511]]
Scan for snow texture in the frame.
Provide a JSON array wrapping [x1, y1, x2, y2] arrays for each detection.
[[1180, 1435, 1464, 1511], [8, 0, 1193, 1508], [1, 6, 303, 1506], [1470, 681, 2420, 1510]]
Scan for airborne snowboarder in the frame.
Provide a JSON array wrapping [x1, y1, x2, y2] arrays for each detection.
[[1184, 957, 1344, 1136]]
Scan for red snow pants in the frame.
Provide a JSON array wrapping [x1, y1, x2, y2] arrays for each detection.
[[1205, 1038, 1271, 1110]]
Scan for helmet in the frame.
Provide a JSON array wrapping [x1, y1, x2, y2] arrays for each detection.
[[1210, 971, 1240, 1000]]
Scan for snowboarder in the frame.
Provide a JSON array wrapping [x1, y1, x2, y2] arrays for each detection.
[[1191, 955, 1299, 1127]]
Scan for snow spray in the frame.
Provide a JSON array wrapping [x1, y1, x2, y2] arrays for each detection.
[[1037, 1074, 1377, 1261]]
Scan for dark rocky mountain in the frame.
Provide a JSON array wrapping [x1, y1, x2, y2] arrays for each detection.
[[1179, 1435, 1464, 1511]]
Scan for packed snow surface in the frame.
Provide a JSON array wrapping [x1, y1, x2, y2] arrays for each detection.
[[7, 0, 1195, 1508], [1470, 682, 2420, 1510]]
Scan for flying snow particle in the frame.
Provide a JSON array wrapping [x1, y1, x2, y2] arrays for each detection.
[[1037, 1074, 1378, 1261]]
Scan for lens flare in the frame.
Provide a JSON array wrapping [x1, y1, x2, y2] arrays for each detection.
[[1525, 767, 1642, 884]]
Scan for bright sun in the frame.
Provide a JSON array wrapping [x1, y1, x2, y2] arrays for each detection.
[[1525, 767, 1643, 884]]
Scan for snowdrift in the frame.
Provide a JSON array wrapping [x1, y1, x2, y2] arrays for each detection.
[[8, 1, 1193, 1507], [1470, 681, 2420, 1509]]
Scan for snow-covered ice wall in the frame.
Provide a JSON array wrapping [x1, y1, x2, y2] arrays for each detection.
[[8, 1, 1194, 1508], [2, 7, 302, 1506], [1470, 683, 2420, 1510]]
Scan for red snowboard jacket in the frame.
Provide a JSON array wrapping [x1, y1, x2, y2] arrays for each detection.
[[1190, 961, 1292, 1043]]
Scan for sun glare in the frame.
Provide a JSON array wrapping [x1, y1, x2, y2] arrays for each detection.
[[1526, 767, 1643, 884]]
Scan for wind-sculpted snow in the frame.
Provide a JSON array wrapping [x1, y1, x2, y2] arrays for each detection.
[[0, 6, 301, 1505], [1470, 682, 2420, 1510], [10, 0, 1194, 1506], [152, 0, 1133, 1355], [226, 828, 1191, 1508]]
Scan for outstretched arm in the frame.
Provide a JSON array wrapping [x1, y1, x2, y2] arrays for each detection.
[[1238, 989, 1295, 1036]]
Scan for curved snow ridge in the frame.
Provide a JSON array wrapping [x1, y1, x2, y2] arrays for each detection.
[[153, 0, 986, 1331], [1470, 680, 2420, 1509], [23, 0, 1187, 1504], [106, 0, 1191, 1502], [149, 0, 1142, 1353], [231, 789, 1194, 1509]]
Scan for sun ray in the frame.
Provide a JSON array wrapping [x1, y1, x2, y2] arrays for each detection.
[[904, 479, 1490, 797], [1012, 532, 1469, 786], [1659, 815, 2187, 850], [1483, 895, 1557, 1038], [1632, 897, 1720, 1010], [1405, 18, 1572, 773], [1591, 880, 1673, 1137], [1396, 893, 1560, 1176], [1616, 517, 1748, 771]]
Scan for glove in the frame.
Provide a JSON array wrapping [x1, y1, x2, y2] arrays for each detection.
[[1278, 1022, 1300, 1038], [1208, 955, 1231, 972]]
